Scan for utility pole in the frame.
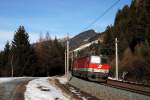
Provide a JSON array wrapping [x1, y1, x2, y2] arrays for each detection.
[[11, 54, 14, 77], [71, 51, 74, 73], [115, 38, 118, 80], [67, 34, 69, 81], [65, 49, 67, 77]]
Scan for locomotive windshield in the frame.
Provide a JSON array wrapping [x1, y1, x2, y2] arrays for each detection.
[[101, 57, 107, 64], [90, 56, 101, 64], [90, 56, 108, 64]]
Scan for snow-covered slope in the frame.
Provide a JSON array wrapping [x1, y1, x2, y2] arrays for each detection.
[[0, 78, 16, 83], [0, 77, 30, 83], [25, 76, 68, 100]]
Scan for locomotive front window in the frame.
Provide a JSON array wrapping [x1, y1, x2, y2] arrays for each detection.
[[101, 58, 107, 64], [90, 56, 101, 64]]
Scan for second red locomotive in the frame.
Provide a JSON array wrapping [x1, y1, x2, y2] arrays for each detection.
[[72, 55, 111, 82]]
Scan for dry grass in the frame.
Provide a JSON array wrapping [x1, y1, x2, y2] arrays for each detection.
[[49, 79, 78, 100], [48, 79, 99, 100], [12, 81, 29, 100], [110, 47, 150, 82]]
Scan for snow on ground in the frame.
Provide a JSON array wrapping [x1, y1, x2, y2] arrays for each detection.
[[108, 77, 144, 84], [51, 76, 67, 84], [69, 86, 89, 100], [0, 77, 29, 83], [0, 78, 15, 83], [108, 77, 123, 81], [25, 76, 69, 100]]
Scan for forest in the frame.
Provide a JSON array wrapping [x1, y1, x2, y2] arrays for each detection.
[[98, 0, 150, 82], [0, 0, 149, 82], [0, 26, 65, 77]]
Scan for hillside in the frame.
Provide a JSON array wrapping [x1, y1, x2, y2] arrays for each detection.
[[72, 0, 150, 82], [101, 0, 150, 82], [70, 30, 97, 49]]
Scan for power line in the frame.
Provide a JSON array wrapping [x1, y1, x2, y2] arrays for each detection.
[[84, 0, 121, 30]]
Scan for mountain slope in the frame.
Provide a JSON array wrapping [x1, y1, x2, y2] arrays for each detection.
[[70, 30, 97, 49]]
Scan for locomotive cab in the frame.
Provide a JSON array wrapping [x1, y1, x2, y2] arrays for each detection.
[[88, 56, 110, 82], [72, 55, 111, 82]]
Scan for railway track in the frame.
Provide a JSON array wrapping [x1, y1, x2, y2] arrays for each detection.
[[69, 76, 150, 100], [105, 79, 150, 96]]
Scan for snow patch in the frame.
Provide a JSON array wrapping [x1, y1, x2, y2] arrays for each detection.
[[108, 77, 123, 81], [25, 77, 68, 100], [0, 78, 15, 83], [0, 77, 28, 83], [69, 86, 89, 100], [51, 76, 67, 84]]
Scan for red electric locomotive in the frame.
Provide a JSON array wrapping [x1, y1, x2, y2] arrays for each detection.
[[72, 55, 111, 82]]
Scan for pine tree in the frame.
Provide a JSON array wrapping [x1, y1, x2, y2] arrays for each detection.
[[0, 41, 11, 76], [12, 26, 36, 76], [101, 26, 114, 56], [3, 41, 10, 67]]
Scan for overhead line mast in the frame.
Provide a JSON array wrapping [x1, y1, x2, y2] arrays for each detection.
[[115, 38, 119, 80], [66, 33, 70, 81], [65, 49, 67, 77]]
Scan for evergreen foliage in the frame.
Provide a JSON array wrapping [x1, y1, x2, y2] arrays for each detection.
[[0, 41, 11, 76], [102, 0, 150, 56], [101, 0, 150, 81], [11, 26, 37, 76], [0, 26, 65, 77]]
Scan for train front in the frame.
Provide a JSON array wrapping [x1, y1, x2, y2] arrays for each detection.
[[88, 56, 111, 82]]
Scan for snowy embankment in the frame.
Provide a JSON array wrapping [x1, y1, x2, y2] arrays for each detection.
[[0, 77, 30, 83], [0, 78, 16, 83], [108, 77, 123, 81], [25, 76, 69, 100]]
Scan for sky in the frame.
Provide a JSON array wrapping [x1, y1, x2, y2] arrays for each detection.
[[0, 0, 131, 50]]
